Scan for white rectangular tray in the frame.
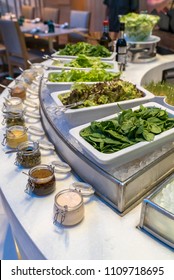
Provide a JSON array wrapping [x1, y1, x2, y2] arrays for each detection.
[[45, 58, 118, 71], [45, 69, 120, 91], [51, 51, 116, 61], [69, 102, 174, 166], [51, 85, 154, 126]]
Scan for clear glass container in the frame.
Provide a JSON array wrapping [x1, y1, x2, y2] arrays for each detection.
[[3, 110, 25, 127], [21, 69, 36, 84], [15, 141, 41, 168], [5, 125, 28, 148], [10, 82, 26, 100], [26, 164, 56, 196], [30, 63, 44, 76], [3, 97, 23, 111], [53, 182, 94, 226], [54, 189, 84, 226]]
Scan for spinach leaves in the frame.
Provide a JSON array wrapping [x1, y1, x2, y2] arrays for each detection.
[[80, 105, 174, 154]]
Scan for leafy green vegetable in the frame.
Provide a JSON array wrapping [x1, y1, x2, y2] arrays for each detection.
[[57, 42, 111, 57], [52, 54, 113, 69], [144, 81, 174, 106], [120, 13, 159, 41], [59, 80, 143, 108], [80, 105, 174, 154], [48, 69, 121, 83]]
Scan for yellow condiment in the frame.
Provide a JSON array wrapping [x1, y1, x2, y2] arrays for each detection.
[[6, 127, 28, 148]]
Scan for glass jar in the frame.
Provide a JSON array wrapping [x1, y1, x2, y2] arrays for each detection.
[[5, 125, 28, 148], [53, 182, 95, 226], [21, 69, 35, 84], [3, 97, 23, 111], [15, 141, 41, 168], [26, 164, 56, 196], [30, 63, 44, 76], [54, 189, 84, 226], [10, 82, 26, 100], [3, 110, 25, 127]]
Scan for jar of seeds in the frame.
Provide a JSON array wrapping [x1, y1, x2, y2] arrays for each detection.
[[15, 141, 41, 168]]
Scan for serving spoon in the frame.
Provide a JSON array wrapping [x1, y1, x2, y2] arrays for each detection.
[[0, 83, 12, 90]]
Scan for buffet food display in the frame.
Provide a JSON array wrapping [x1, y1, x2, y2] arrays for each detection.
[[52, 42, 116, 60], [120, 13, 160, 42], [1, 40, 174, 259], [51, 81, 154, 126], [46, 55, 116, 70], [70, 102, 174, 166]]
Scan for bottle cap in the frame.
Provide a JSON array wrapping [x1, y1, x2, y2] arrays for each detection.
[[103, 20, 109, 26]]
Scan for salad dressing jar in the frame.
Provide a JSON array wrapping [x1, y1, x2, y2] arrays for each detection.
[[26, 164, 56, 196], [53, 182, 94, 226], [21, 69, 36, 84], [2, 125, 28, 148], [2, 110, 25, 127], [3, 97, 23, 111], [15, 141, 41, 168], [10, 82, 27, 100], [30, 63, 44, 76]]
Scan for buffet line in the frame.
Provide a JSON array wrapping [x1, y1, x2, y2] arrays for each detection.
[[0, 40, 174, 256]]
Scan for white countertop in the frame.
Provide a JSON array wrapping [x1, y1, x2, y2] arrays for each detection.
[[0, 55, 174, 260]]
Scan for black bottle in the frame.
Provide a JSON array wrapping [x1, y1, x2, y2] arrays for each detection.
[[116, 22, 127, 71], [99, 20, 113, 51]]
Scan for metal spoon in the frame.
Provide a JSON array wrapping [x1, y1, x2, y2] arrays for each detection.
[[5, 149, 18, 154], [0, 83, 12, 90], [42, 54, 62, 62], [27, 60, 32, 65]]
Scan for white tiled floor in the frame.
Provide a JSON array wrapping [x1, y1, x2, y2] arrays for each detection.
[[0, 195, 18, 260]]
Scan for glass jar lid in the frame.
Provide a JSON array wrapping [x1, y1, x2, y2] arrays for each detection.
[[28, 126, 45, 136], [70, 182, 95, 197], [52, 160, 71, 173], [17, 141, 39, 154]]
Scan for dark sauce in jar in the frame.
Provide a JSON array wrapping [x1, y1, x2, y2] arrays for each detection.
[[27, 164, 56, 196]]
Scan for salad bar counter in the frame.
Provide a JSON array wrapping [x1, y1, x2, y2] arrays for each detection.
[[1, 45, 174, 259], [39, 54, 174, 216], [39, 52, 174, 250]]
